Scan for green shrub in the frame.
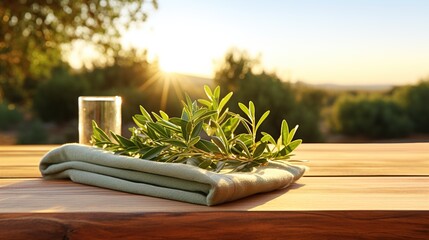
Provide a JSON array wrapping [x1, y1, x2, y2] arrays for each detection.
[[0, 102, 23, 130], [33, 66, 89, 123], [17, 120, 48, 144], [332, 95, 413, 138], [393, 80, 429, 133], [214, 50, 324, 142]]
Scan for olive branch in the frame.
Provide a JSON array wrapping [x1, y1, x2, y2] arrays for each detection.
[[91, 85, 302, 172]]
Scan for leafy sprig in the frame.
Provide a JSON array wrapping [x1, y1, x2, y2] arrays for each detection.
[[91, 85, 302, 172]]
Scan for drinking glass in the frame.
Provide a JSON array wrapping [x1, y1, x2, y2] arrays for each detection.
[[78, 96, 122, 144]]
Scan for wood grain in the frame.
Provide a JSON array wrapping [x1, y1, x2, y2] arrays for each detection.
[[0, 145, 56, 152], [1, 211, 428, 240], [1, 143, 429, 239], [1, 177, 428, 213], [296, 143, 429, 176], [1, 143, 428, 177]]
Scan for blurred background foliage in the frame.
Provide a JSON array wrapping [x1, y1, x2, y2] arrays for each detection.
[[1, 1, 429, 144], [214, 50, 324, 142]]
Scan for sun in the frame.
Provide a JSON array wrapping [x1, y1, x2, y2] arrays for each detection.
[[158, 58, 180, 74], [137, 65, 185, 111]]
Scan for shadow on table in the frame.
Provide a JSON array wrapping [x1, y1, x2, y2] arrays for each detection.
[[216, 182, 306, 210]]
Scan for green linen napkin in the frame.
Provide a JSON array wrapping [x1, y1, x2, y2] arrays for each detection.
[[39, 144, 306, 206]]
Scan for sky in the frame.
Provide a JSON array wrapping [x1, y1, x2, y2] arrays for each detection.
[[85, 0, 429, 85]]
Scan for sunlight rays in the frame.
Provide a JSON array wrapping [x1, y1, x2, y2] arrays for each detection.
[[138, 68, 185, 111], [160, 74, 171, 111]]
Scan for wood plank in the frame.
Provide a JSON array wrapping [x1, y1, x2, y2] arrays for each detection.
[[296, 143, 429, 176], [1, 211, 428, 240], [1, 144, 428, 239], [1, 177, 428, 212], [0, 145, 57, 152], [1, 143, 428, 177], [0, 167, 40, 178]]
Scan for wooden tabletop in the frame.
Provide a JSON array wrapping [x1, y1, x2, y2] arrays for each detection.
[[1, 143, 428, 239]]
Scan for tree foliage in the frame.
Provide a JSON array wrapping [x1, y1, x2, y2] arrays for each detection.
[[32, 49, 184, 126], [33, 64, 89, 123], [214, 49, 256, 92], [0, 102, 23, 130], [393, 79, 429, 133], [332, 95, 413, 138], [0, 0, 158, 103], [214, 49, 324, 142]]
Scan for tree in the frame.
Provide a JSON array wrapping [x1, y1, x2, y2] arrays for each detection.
[[293, 85, 327, 141], [393, 79, 429, 133], [0, 0, 158, 103], [332, 95, 413, 138], [33, 64, 89, 123], [214, 49, 324, 142], [79, 49, 183, 122], [32, 49, 184, 126], [214, 48, 256, 92]]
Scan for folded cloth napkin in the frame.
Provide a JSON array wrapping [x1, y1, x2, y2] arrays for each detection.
[[39, 144, 306, 206]]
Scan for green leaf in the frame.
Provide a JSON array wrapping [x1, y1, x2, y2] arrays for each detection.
[[221, 116, 240, 138], [132, 115, 147, 128], [236, 133, 253, 147], [218, 108, 229, 123], [214, 86, 220, 99], [212, 136, 227, 154], [281, 120, 289, 146], [238, 102, 250, 117], [141, 146, 166, 160], [256, 110, 270, 131], [198, 99, 212, 107], [193, 110, 217, 122], [276, 135, 282, 151], [181, 108, 189, 121], [186, 121, 192, 140], [204, 85, 213, 100], [110, 131, 135, 147], [235, 139, 251, 158], [240, 119, 253, 135], [191, 121, 203, 139], [249, 101, 255, 120], [192, 100, 199, 112], [285, 139, 302, 154], [215, 161, 226, 172], [288, 125, 299, 143], [162, 139, 187, 148], [232, 162, 254, 172], [179, 120, 189, 140], [146, 127, 159, 140], [189, 136, 201, 146], [139, 106, 153, 122], [212, 121, 229, 152], [253, 142, 267, 158], [147, 122, 169, 138], [194, 139, 221, 153], [157, 120, 181, 132], [218, 92, 233, 113], [159, 110, 169, 120], [261, 132, 276, 145], [198, 158, 212, 169], [205, 123, 213, 136], [169, 117, 185, 126], [92, 120, 110, 142], [151, 112, 163, 121], [185, 94, 193, 108]]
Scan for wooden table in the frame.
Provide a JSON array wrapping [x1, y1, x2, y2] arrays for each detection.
[[1, 143, 428, 239]]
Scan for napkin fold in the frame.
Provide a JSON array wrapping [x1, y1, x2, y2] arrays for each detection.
[[39, 144, 305, 206]]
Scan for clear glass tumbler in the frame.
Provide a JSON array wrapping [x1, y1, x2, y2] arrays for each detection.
[[78, 96, 122, 144]]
